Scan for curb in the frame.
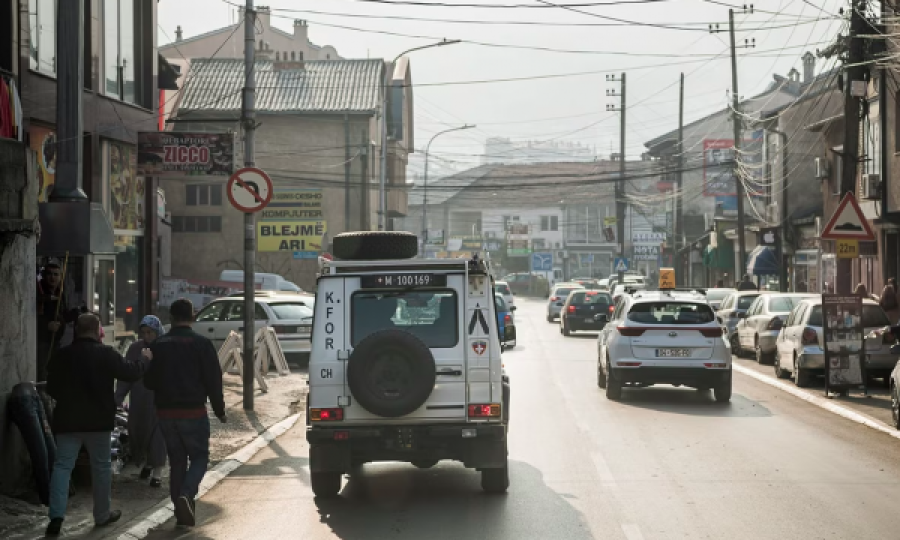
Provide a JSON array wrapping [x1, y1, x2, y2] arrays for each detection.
[[114, 413, 302, 540], [733, 364, 900, 441]]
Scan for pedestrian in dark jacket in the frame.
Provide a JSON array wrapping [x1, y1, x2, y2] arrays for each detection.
[[37, 259, 81, 381], [737, 274, 758, 291], [144, 298, 225, 527], [45, 313, 150, 536], [115, 315, 167, 488]]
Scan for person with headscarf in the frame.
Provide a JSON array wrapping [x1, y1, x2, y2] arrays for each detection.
[[115, 316, 167, 488]]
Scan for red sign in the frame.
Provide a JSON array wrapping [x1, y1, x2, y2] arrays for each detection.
[[227, 167, 273, 213], [821, 193, 875, 241]]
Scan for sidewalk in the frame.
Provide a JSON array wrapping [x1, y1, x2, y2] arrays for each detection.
[[0, 369, 308, 540]]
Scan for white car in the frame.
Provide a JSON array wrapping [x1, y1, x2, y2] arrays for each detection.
[[494, 281, 515, 308], [192, 292, 314, 364], [735, 293, 816, 364], [546, 282, 586, 322], [597, 289, 731, 402]]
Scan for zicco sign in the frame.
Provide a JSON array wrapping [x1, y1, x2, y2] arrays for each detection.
[[137, 132, 235, 176]]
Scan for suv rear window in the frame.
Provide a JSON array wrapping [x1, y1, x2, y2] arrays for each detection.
[[495, 283, 511, 295], [737, 295, 760, 309], [569, 291, 612, 305], [627, 302, 715, 324], [553, 287, 580, 297], [269, 303, 313, 320], [863, 305, 890, 327], [352, 291, 458, 348]]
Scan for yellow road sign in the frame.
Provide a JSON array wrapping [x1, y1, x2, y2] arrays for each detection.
[[836, 239, 859, 259], [659, 267, 676, 289]]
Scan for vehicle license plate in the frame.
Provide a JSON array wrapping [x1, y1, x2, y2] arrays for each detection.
[[656, 348, 691, 358], [585, 317, 595, 323], [360, 273, 447, 289]]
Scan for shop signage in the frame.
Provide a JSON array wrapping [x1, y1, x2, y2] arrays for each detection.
[[447, 236, 483, 251], [822, 294, 866, 394], [426, 229, 445, 246], [260, 188, 324, 221], [109, 141, 145, 231], [137, 132, 235, 176], [257, 220, 327, 252], [633, 232, 665, 244], [30, 125, 56, 203], [632, 245, 660, 261]]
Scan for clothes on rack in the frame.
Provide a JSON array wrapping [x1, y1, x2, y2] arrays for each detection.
[[0, 73, 23, 142]]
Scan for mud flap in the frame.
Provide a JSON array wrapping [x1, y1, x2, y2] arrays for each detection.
[[462, 438, 508, 469], [310, 443, 351, 473]]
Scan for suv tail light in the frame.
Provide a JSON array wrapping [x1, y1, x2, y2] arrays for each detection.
[[801, 327, 818, 346], [468, 403, 501, 418], [310, 408, 344, 422], [550, 296, 559, 302], [504, 313, 512, 323], [699, 328, 723, 338], [766, 318, 783, 331], [617, 326, 645, 337], [608, 305, 615, 314], [568, 305, 576, 314]]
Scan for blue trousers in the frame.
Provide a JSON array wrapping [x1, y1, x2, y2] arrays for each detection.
[[48, 432, 112, 524], [158, 416, 211, 504], [8, 383, 56, 505]]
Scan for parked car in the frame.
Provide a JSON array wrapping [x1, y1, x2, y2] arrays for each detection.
[[610, 276, 647, 297], [774, 298, 896, 387], [735, 293, 817, 363], [192, 294, 314, 365], [889, 354, 900, 428], [705, 288, 736, 311], [495, 294, 517, 350], [716, 290, 773, 351], [571, 277, 602, 290], [546, 283, 586, 322], [500, 272, 549, 296], [560, 290, 613, 336], [597, 279, 610, 291], [494, 281, 515, 308]]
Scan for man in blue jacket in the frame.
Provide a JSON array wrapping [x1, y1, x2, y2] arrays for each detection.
[[144, 298, 226, 527]]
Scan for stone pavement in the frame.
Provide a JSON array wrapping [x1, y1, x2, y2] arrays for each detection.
[[0, 369, 308, 540]]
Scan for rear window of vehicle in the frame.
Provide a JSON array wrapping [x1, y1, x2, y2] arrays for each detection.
[[268, 303, 313, 320], [737, 295, 760, 310], [627, 302, 715, 324], [581, 292, 612, 305], [553, 287, 580, 297], [351, 290, 458, 348], [495, 283, 511, 295], [705, 290, 732, 303], [863, 305, 890, 327], [769, 297, 797, 312]]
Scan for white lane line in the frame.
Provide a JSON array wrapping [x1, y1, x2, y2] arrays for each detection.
[[621, 523, 646, 540], [732, 364, 900, 440], [590, 451, 619, 490]]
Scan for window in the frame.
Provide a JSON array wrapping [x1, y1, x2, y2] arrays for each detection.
[[737, 295, 760, 310], [626, 302, 715, 324], [352, 290, 458, 348], [196, 302, 226, 322], [864, 112, 881, 176], [172, 216, 222, 233], [807, 305, 822, 326], [222, 302, 268, 321], [29, 0, 56, 74], [862, 305, 890, 327], [186, 184, 223, 206], [833, 151, 843, 196], [495, 283, 511, 295], [770, 295, 808, 313], [540, 215, 559, 232], [268, 303, 313, 320], [104, 0, 139, 104]]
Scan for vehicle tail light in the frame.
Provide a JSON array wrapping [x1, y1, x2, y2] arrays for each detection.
[[617, 326, 645, 337], [310, 408, 344, 422], [468, 403, 501, 418], [333, 431, 350, 441], [699, 328, 723, 338], [704, 362, 728, 368], [617, 361, 642, 367], [568, 305, 576, 314], [504, 314, 512, 323], [766, 318, 783, 331], [551, 296, 559, 302], [608, 305, 615, 314], [801, 327, 818, 346]]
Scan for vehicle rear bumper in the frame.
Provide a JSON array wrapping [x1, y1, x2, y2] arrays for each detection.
[[568, 319, 607, 331], [307, 423, 507, 472], [611, 366, 730, 387], [547, 304, 564, 317], [758, 332, 779, 353], [796, 351, 825, 369], [864, 351, 899, 372]]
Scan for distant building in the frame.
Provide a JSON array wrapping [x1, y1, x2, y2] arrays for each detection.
[[482, 137, 596, 165]]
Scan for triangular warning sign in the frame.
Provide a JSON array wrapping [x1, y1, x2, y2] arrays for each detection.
[[821, 193, 875, 241], [615, 260, 628, 272]]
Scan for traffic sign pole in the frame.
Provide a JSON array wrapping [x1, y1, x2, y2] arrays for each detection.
[[241, 0, 258, 411]]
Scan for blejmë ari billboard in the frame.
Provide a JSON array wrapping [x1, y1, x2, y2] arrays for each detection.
[[257, 221, 327, 252], [137, 132, 234, 176]]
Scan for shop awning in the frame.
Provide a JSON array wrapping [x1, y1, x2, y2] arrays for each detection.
[[747, 245, 778, 276]]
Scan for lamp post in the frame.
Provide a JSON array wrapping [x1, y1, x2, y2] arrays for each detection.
[[422, 124, 475, 253], [378, 39, 461, 231]]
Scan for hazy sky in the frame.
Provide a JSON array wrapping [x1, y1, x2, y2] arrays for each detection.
[[158, 0, 847, 166]]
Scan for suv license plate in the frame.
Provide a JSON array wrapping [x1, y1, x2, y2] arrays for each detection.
[[585, 317, 595, 323], [656, 348, 691, 358]]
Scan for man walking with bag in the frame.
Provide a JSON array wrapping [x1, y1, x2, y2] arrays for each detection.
[[144, 299, 226, 527]]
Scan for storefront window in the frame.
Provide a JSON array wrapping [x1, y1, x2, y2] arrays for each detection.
[[115, 235, 143, 335], [94, 258, 115, 327]]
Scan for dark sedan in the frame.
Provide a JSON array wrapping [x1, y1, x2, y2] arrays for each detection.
[[560, 290, 613, 336]]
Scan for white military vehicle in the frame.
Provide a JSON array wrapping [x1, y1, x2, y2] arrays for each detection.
[[307, 232, 510, 497]]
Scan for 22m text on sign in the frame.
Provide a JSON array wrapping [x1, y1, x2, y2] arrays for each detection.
[[257, 221, 328, 252]]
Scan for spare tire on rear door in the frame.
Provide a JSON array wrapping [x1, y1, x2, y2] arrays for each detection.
[[333, 231, 418, 261], [347, 329, 436, 418]]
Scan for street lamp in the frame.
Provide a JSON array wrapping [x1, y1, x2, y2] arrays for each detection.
[[378, 39, 462, 231], [422, 124, 475, 252]]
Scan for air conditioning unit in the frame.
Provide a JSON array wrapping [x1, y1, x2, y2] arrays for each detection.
[[862, 174, 881, 200], [815, 157, 830, 179]]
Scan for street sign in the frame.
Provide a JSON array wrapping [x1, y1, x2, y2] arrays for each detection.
[[227, 167, 273, 213], [821, 193, 875, 241], [531, 252, 553, 271], [614, 257, 629, 272], [293, 251, 319, 260], [659, 267, 676, 289], [836, 239, 859, 259]]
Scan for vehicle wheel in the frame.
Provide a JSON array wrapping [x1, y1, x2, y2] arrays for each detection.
[[597, 359, 607, 388], [347, 329, 436, 417], [605, 360, 622, 400], [562, 321, 571, 337], [793, 356, 812, 388], [891, 384, 900, 430], [714, 371, 732, 403], [311, 472, 342, 498], [412, 460, 439, 469], [547, 314, 554, 323], [333, 231, 418, 260], [774, 354, 790, 379], [730, 334, 741, 357], [481, 459, 509, 494], [755, 340, 772, 365]]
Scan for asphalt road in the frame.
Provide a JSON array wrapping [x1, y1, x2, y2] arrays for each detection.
[[142, 298, 900, 540]]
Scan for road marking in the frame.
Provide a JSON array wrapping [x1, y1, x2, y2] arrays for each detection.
[[732, 364, 900, 440], [621, 523, 646, 540], [590, 451, 618, 490]]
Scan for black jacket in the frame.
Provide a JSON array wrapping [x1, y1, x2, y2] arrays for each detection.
[[737, 280, 758, 291], [47, 337, 147, 433], [144, 326, 225, 417]]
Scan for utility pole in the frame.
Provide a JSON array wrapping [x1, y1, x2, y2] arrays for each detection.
[[241, 0, 257, 411], [607, 73, 626, 285], [676, 72, 684, 284], [712, 9, 755, 280], [345, 112, 351, 231], [837, 0, 868, 295]]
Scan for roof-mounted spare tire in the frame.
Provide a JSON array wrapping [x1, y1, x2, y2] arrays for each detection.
[[332, 231, 418, 261]]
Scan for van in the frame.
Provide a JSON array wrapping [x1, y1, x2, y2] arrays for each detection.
[[219, 270, 303, 293]]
